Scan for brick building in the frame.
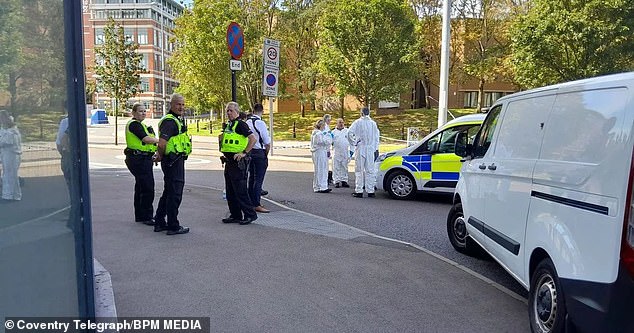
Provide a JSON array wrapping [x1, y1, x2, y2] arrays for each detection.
[[82, 0, 184, 118]]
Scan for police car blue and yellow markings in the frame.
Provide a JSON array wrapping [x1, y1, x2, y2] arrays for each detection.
[[381, 154, 461, 181]]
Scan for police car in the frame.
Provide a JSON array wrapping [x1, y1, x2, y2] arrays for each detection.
[[375, 114, 485, 199]]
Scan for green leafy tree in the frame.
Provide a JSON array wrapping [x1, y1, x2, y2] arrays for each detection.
[[455, 0, 513, 110], [509, 0, 634, 89], [0, 0, 65, 120], [94, 18, 144, 144], [171, 0, 279, 117], [278, 0, 320, 117], [318, 0, 419, 109]]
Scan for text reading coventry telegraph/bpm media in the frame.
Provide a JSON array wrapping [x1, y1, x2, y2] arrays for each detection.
[[4, 317, 210, 333]]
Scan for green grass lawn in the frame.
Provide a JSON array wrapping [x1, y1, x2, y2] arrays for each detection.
[[15, 111, 66, 142], [188, 107, 479, 143]]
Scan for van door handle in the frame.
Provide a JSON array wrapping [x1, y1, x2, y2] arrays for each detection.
[[488, 164, 497, 170], [478, 164, 486, 170]]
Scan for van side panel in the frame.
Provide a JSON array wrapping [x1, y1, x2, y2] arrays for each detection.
[[528, 87, 631, 283], [480, 95, 555, 281]]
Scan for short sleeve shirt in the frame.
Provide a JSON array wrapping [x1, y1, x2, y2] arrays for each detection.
[[129, 120, 154, 141], [159, 112, 181, 141]]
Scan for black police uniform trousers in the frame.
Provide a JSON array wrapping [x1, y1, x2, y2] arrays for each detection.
[[224, 157, 257, 220], [247, 149, 268, 207], [125, 153, 155, 222], [154, 154, 185, 230]]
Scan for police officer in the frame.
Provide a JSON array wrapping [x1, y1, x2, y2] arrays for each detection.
[[246, 103, 271, 213], [124, 103, 159, 225], [220, 101, 258, 225], [153, 94, 192, 235]]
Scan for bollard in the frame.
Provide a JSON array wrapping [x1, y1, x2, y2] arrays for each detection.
[[40, 119, 44, 139], [401, 124, 405, 140], [293, 121, 296, 139], [209, 121, 212, 134], [196, 119, 199, 132]]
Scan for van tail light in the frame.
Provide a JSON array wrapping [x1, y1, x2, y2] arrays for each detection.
[[622, 149, 634, 278]]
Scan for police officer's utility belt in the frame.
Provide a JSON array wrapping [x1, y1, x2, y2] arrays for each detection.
[[124, 148, 154, 156]]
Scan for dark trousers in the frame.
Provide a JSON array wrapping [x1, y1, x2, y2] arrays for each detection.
[[125, 154, 155, 222], [155, 155, 185, 230], [247, 149, 268, 207], [225, 158, 257, 220]]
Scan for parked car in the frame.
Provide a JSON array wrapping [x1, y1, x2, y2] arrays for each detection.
[[447, 72, 634, 333], [375, 114, 485, 199]]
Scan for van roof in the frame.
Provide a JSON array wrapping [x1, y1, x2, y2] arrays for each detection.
[[496, 72, 634, 104]]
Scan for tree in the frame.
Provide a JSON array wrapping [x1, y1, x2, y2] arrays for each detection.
[[0, 0, 65, 120], [509, 0, 634, 89], [455, 0, 512, 110], [278, 0, 320, 117], [94, 18, 144, 145], [318, 0, 419, 109], [171, 0, 279, 116]]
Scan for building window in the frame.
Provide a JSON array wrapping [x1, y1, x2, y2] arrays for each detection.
[[154, 54, 162, 72], [124, 28, 135, 44], [140, 78, 150, 92], [136, 9, 149, 19], [137, 29, 148, 44], [463, 91, 478, 108], [140, 54, 149, 70], [122, 9, 136, 19], [95, 28, 105, 45]]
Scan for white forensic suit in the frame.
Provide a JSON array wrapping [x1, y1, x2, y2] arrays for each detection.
[[310, 128, 333, 192], [348, 114, 380, 194], [0, 124, 22, 200], [331, 127, 351, 185]]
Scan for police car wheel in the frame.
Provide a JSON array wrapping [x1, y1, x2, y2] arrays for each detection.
[[386, 170, 416, 200], [529, 258, 566, 333]]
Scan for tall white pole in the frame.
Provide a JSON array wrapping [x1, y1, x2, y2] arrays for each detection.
[[438, 0, 451, 128], [160, 6, 167, 117]]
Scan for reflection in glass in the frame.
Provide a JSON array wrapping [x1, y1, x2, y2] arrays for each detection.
[[0, 0, 85, 319]]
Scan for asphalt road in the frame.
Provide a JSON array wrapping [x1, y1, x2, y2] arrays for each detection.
[[88, 150, 527, 299]]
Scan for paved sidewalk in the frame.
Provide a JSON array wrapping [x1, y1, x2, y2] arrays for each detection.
[[90, 170, 529, 333]]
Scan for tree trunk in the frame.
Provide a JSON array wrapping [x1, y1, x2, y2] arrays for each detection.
[[422, 77, 431, 109], [477, 78, 485, 111], [340, 96, 344, 119], [8, 72, 18, 116]]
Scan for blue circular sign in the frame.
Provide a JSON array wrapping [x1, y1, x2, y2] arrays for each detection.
[[266, 74, 276, 86], [226, 22, 244, 60]]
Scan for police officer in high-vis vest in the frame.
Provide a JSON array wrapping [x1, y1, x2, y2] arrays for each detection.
[[153, 94, 192, 235], [125, 103, 159, 225], [220, 101, 257, 225]]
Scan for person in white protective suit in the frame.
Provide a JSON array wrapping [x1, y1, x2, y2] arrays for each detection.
[[332, 118, 351, 188], [310, 119, 333, 193], [347, 107, 380, 198], [0, 110, 22, 201]]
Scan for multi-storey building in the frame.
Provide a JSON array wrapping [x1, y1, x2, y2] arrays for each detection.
[[82, 0, 184, 118]]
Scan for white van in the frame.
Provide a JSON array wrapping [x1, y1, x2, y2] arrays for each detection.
[[447, 72, 634, 333]]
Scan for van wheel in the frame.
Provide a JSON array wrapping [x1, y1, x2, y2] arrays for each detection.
[[447, 203, 477, 256], [386, 170, 416, 200], [529, 258, 567, 333]]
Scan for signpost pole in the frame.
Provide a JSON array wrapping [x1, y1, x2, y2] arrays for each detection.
[[231, 70, 237, 102]]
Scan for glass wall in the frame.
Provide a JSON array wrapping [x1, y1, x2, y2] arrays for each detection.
[[0, 0, 93, 323]]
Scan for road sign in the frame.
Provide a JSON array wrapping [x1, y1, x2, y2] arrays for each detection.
[[230, 59, 242, 71], [262, 67, 279, 97], [226, 22, 244, 60], [263, 38, 280, 69]]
